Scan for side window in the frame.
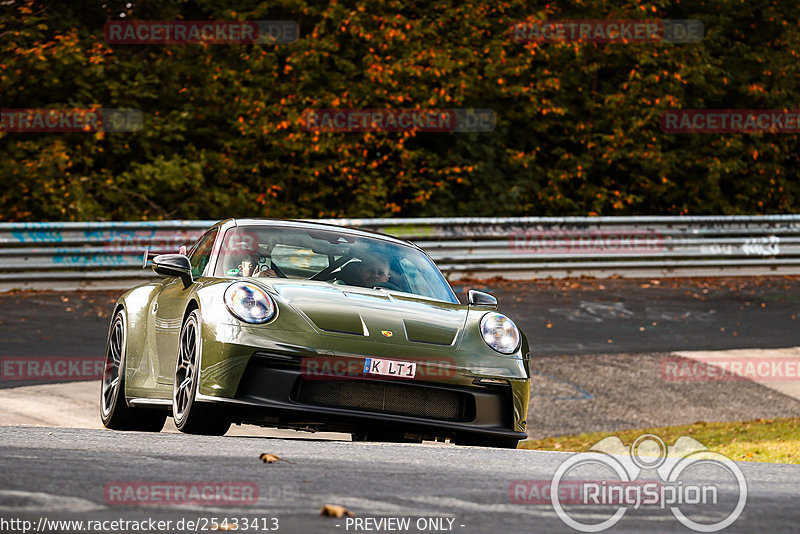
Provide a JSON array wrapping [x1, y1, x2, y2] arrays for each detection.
[[189, 229, 218, 278]]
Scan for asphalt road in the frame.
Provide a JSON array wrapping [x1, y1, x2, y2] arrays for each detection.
[[1, 426, 799, 533], [2, 277, 800, 437], [0, 277, 797, 373], [1, 278, 799, 533], [473, 277, 800, 355]]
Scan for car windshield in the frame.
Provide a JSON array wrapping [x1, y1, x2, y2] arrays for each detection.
[[213, 225, 457, 303]]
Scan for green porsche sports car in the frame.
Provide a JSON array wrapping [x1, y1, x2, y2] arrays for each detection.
[[100, 219, 530, 448]]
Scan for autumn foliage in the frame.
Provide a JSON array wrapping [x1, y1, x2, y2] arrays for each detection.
[[1, 0, 799, 221]]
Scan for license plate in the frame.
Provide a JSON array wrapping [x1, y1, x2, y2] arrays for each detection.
[[363, 357, 416, 379]]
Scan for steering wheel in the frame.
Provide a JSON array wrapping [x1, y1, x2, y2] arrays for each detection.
[[254, 262, 287, 278], [372, 281, 403, 291], [271, 263, 288, 278]]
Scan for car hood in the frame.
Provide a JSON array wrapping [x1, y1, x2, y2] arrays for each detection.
[[266, 280, 468, 346]]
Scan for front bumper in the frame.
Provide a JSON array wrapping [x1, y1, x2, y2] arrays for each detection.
[[197, 351, 528, 440]]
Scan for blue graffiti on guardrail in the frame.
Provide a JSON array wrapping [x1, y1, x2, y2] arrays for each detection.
[[52, 254, 133, 266], [11, 230, 63, 243], [84, 225, 157, 241], [84, 227, 200, 250]]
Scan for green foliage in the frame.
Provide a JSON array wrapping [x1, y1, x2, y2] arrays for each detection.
[[1, 0, 799, 221]]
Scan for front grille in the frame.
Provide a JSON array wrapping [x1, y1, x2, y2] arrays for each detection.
[[295, 379, 472, 422]]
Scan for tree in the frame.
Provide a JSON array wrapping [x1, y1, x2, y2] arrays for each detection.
[[1, 0, 799, 221]]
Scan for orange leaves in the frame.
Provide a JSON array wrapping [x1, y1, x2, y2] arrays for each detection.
[[321, 504, 353, 518], [4, 0, 794, 222]]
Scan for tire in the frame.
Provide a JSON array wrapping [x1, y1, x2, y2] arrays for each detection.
[[172, 309, 231, 436], [100, 310, 167, 432], [454, 434, 519, 449], [351, 430, 423, 443]]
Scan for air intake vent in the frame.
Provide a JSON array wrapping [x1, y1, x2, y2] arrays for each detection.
[[295, 379, 471, 421]]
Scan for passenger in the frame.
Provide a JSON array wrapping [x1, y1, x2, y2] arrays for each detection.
[[355, 257, 390, 287]]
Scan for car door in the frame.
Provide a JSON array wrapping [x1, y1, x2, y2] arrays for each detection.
[[154, 228, 218, 386]]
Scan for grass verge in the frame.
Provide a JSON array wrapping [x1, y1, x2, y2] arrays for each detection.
[[518, 417, 800, 464]]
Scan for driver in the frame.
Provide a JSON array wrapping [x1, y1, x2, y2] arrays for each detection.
[[240, 252, 277, 278], [226, 240, 277, 278], [354, 257, 390, 287]]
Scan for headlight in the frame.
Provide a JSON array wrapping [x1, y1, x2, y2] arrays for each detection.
[[480, 312, 520, 354], [224, 282, 276, 324]]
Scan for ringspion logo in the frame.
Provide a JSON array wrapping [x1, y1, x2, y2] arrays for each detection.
[[523, 434, 747, 532], [510, 480, 663, 505]]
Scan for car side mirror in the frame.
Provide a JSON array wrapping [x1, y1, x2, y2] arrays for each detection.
[[152, 253, 193, 288], [468, 289, 497, 308]]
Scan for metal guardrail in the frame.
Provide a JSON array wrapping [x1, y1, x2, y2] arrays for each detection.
[[0, 215, 798, 290]]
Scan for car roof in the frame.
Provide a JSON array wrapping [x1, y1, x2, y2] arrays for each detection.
[[211, 218, 422, 250]]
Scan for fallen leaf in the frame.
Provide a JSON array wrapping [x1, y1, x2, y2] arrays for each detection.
[[259, 453, 280, 463], [321, 504, 354, 518]]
